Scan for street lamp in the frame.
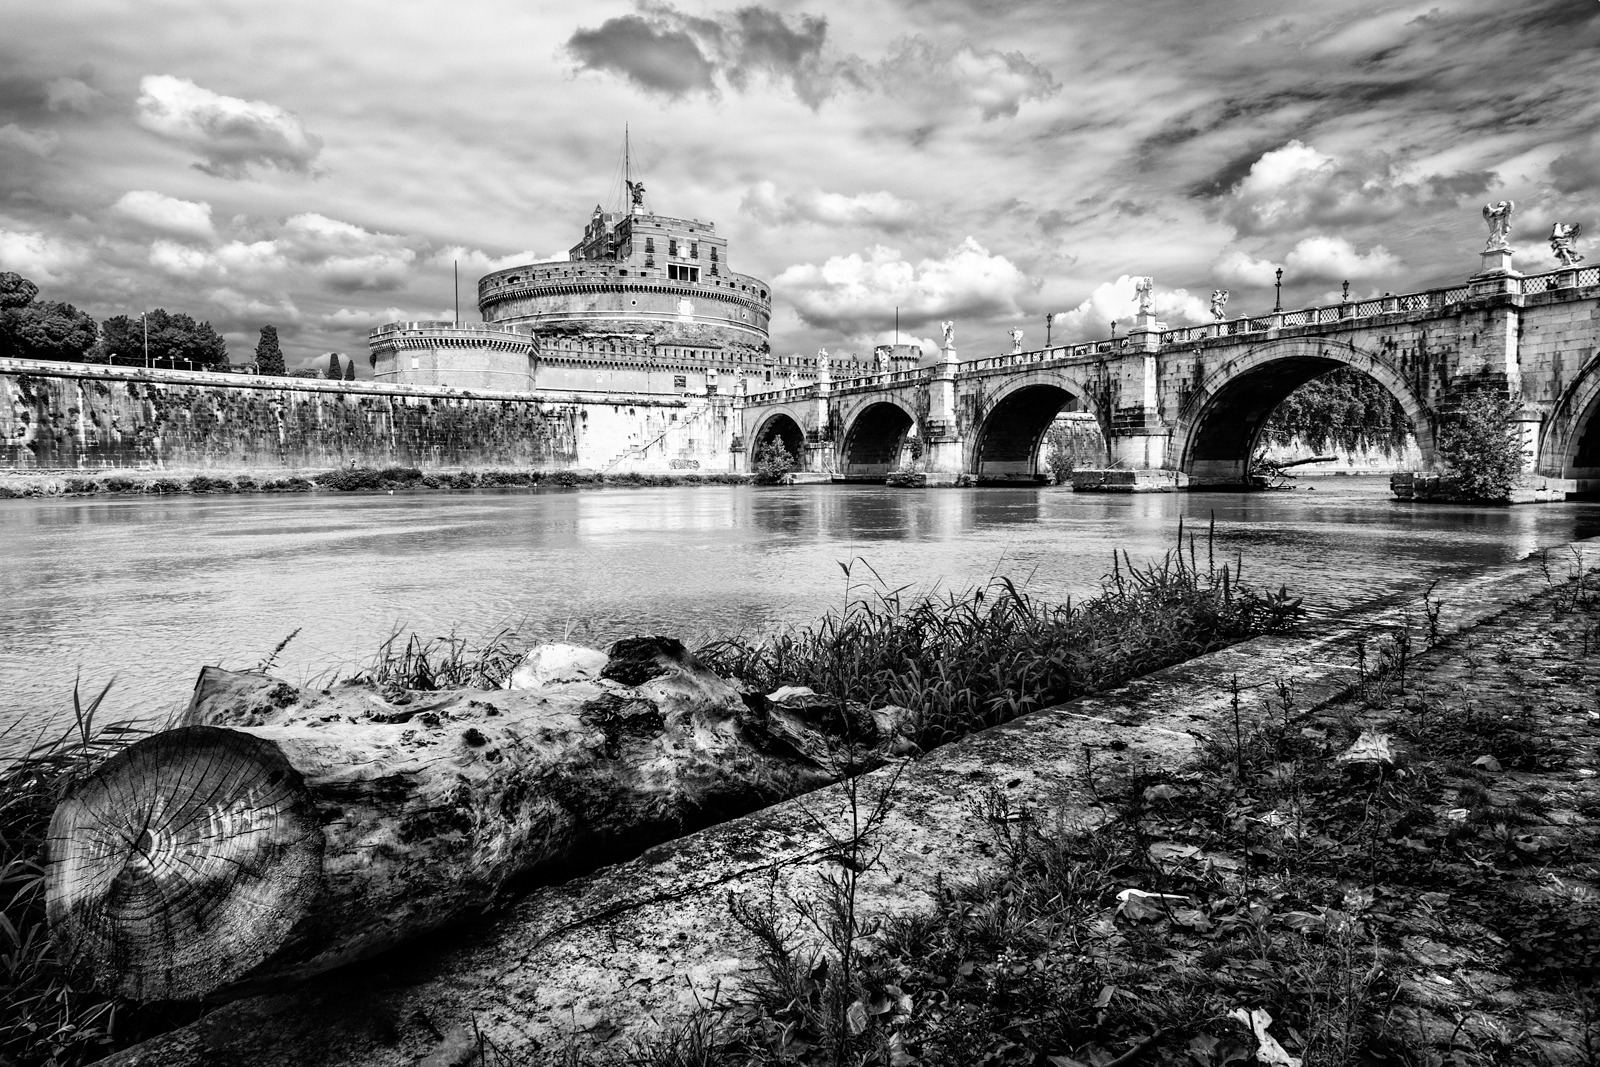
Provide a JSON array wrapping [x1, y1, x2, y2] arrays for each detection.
[[142, 311, 150, 368], [1273, 268, 1283, 313], [1109, 319, 1118, 340], [1045, 312, 1055, 347]]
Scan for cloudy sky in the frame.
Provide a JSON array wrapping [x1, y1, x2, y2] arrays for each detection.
[[4, 0, 1598, 371]]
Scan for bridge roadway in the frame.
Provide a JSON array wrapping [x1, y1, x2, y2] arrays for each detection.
[[737, 260, 1600, 495]]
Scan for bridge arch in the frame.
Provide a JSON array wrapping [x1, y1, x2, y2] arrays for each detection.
[[750, 410, 806, 466], [838, 398, 917, 479], [1172, 338, 1433, 485], [967, 376, 1109, 483], [1539, 353, 1600, 491]]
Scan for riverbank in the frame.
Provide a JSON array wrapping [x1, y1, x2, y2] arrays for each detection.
[[0, 465, 750, 498], [80, 537, 1597, 1067]]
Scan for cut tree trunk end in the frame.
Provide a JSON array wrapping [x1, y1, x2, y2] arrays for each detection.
[[46, 727, 324, 1002], [46, 637, 913, 1005]]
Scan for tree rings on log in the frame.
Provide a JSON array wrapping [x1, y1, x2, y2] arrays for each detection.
[[46, 726, 324, 1002]]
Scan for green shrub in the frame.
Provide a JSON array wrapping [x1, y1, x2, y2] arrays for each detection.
[[1436, 391, 1524, 503], [185, 475, 235, 494], [753, 439, 794, 485], [100, 476, 135, 493], [64, 478, 100, 495], [477, 470, 534, 487], [420, 474, 443, 488], [147, 478, 183, 494], [444, 471, 478, 489], [262, 476, 312, 492], [314, 468, 384, 492], [233, 475, 258, 492], [376, 466, 424, 486]]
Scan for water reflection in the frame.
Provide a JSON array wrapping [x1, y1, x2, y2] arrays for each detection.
[[2, 478, 1598, 757]]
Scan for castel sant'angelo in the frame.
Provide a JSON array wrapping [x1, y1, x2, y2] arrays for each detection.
[[368, 151, 872, 397]]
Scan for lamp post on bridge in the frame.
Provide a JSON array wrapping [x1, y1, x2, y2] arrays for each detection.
[[1273, 268, 1283, 313], [1045, 312, 1054, 347]]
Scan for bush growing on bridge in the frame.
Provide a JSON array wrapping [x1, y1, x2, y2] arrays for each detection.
[[1436, 392, 1525, 503]]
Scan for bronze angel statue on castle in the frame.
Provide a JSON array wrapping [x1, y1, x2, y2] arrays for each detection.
[[1550, 223, 1584, 267]]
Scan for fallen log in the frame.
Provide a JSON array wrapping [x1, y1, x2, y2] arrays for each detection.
[[46, 637, 908, 1004]]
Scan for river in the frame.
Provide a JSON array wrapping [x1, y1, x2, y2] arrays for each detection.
[[3, 477, 1598, 758]]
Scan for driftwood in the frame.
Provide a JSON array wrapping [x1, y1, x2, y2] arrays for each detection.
[[45, 637, 908, 1003]]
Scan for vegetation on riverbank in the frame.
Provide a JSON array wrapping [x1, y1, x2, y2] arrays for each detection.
[[698, 524, 1303, 752], [621, 556, 1600, 1067], [0, 465, 752, 499]]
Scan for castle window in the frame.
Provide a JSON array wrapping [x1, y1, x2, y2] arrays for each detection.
[[669, 239, 678, 256], [645, 238, 654, 252], [668, 264, 700, 282], [690, 242, 697, 259], [673, 375, 687, 389]]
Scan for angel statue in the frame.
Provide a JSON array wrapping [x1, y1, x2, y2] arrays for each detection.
[[1009, 328, 1024, 353], [1133, 276, 1154, 315], [940, 320, 955, 349], [1482, 200, 1515, 251], [1550, 223, 1585, 267], [1210, 289, 1230, 322], [816, 347, 830, 376], [626, 179, 646, 209]]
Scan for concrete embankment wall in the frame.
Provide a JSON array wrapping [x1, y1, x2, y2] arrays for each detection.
[[0, 359, 737, 473], [98, 538, 1600, 1067]]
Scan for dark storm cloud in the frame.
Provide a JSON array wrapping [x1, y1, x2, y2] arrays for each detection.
[[567, 3, 841, 106], [1549, 139, 1600, 195], [566, 13, 717, 98]]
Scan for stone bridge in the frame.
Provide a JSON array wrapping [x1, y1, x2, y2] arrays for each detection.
[[737, 255, 1600, 495]]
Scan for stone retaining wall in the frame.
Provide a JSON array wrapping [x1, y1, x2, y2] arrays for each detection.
[[0, 359, 737, 473]]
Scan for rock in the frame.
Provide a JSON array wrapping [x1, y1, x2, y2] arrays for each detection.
[[504, 642, 610, 689]]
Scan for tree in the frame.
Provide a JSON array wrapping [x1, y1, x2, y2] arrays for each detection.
[[0, 270, 98, 362], [254, 326, 286, 376], [101, 310, 228, 368], [326, 352, 342, 379], [753, 437, 794, 485], [1436, 391, 1525, 502], [343, 357, 355, 381], [1261, 367, 1413, 456]]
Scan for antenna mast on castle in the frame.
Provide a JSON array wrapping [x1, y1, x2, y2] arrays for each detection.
[[622, 125, 646, 216]]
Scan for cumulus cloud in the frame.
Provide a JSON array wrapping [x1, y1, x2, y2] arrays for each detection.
[[568, 2, 839, 106], [135, 75, 323, 179], [567, 4, 1054, 118], [1048, 276, 1211, 343], [0, 226, 86, 284], [1214, 248, 1281, 288], [1548, 137, 1600, 194], [774, 237, 1034, 335], [0, 124, 61, 157], [875, 37, 1058, 121], [44, 77, 100, 112], [207, 287, 300, 322], [113, 190, 216, 241], [742, 181, 920, 231], [1217, 140, 1491, 236], [282, 213, 415, 291], [1283, 236, 1400, 282], [429, 246, 560, 272]]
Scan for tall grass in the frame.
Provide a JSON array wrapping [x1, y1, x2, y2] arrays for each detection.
[[357, 626, 527, 691], [698, 522, 1303, 750], [0, 680, 187, 1067]]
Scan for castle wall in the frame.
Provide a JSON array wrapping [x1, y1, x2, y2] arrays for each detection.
[[0, 359, 736, 473]]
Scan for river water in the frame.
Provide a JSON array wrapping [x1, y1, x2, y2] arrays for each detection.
[[3, 478, 1599, 759]]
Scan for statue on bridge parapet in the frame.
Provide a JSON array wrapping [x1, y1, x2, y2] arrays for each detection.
[[1009, 328, 1024, 353], [816, 347, 830, 377], [1551, 223, 1584, 267], [1210, 289, 1229, 321], [1482, 200, 1516, 251], [940, 320, 955, 350], [1134, 276, 1154, 315]]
